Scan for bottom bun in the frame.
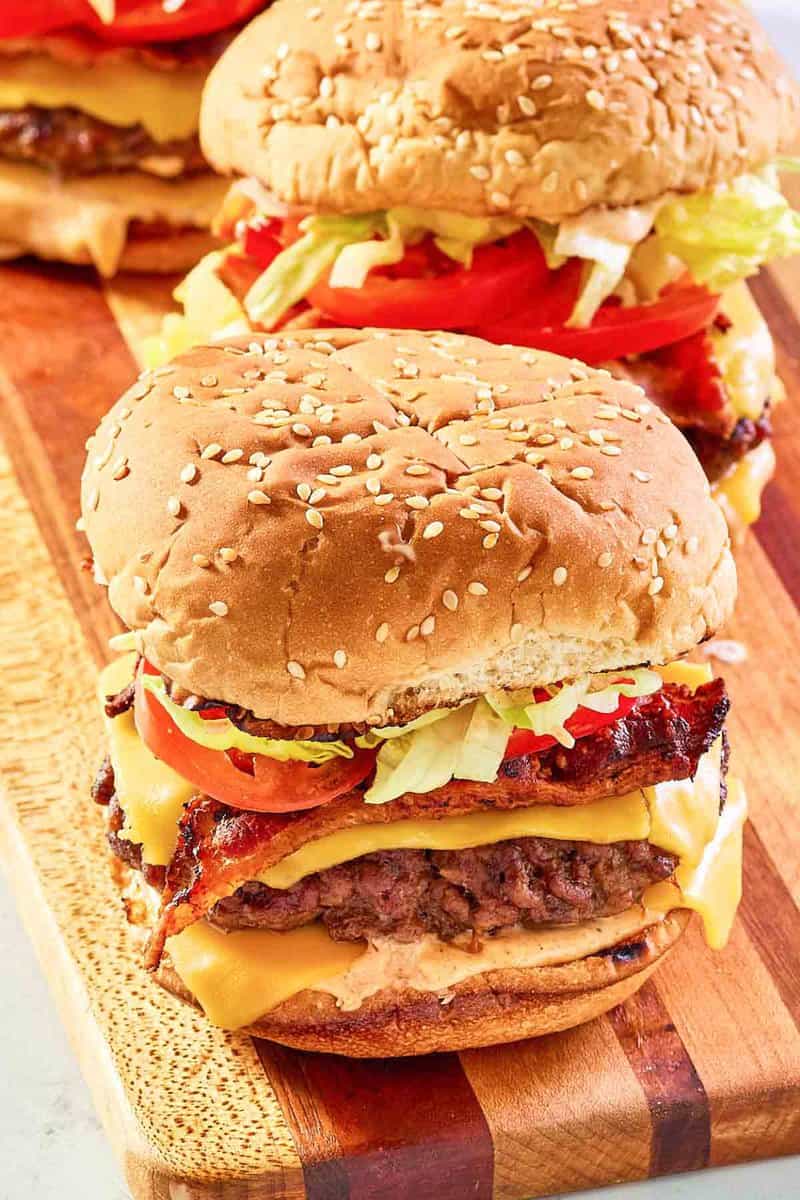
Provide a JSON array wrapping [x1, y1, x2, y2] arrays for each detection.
[[154, 911, 690, 1057], [0, 160, 226, 277]]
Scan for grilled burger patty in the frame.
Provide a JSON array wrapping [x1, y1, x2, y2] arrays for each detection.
[[95, 780, 678, 938], [0, 106, 205, 176]]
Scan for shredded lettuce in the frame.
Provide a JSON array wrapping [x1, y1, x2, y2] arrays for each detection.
[[362, 668, 662, 804], [486, 669, 662, 750], [655, 171, 800, 292], [141, 674, 353, 763], [244, 212, 384, 327], [363, 700, 509, 806]]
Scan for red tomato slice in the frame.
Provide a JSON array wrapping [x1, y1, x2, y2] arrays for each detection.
[[0, 1, 264, 43], [308, 231, 550, 330], [134, 665, 374, 812], [502, 693, 639, 760], [477, 281, 720, 365]]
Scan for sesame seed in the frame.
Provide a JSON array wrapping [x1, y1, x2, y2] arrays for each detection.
[[553, 566, 568, 587], [405, 463, 430, 476], [297, 482, 312, 501], [664, 523, 679, 540], [385, 566, 400, 584], [424, 521, 444, 540], [180, 463, 198, 484], [248, 490, 271, 505], [633, 470, 652, 483], [648, 577, 664, 596], [641, 528, 658, 545], [406, 495, 429, 510], [600, 445, 622, 456], [333, 650, 347, 670], [192, 554, 210, 568], [287, 660, 306, 680], [570, 466, 594, 480], [219, 548, 238, 563], [686, 536, 699, 555], [375, 622, 389, 643], [209, 601, 228, 617], [517, 566, 532, 583], [406, 625, 420, 642], [443, 590, 459, 611], [366, 453, 383, 470], [586, 88, 606, 110], [468, 581, 488, 597], [167, 496, 182, 518], [305, 508, 324, 530], [222, 448, 244, 464], [201, 443, 223, 460], [133, 575, 147, 595], [374, 493, 394, 506]]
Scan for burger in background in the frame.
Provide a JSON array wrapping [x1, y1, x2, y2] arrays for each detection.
[[82, 328, 745, 1055], [0, 1, 267, 276], [155, 0, 800, 536]]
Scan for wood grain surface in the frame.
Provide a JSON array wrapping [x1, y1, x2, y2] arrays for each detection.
[[1, 251, 799, 1200]]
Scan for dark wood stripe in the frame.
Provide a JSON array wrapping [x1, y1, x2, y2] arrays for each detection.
[[756, 479, 800, 608], [256, 1042, 494, 1200], [739, 824, 800, 1032], [607, 982, 710, 1176], [0, 261, 137, 664]]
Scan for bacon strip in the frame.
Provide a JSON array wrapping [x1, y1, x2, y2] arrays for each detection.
[[146, 680, 728, 967]]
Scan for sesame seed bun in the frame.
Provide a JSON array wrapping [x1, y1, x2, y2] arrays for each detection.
[[81, 328, 735, 726], [154, 911, 690, 1056], [200, 0, 800, 222]]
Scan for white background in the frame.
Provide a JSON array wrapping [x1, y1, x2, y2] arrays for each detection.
[[1, 3, 799, 1198]]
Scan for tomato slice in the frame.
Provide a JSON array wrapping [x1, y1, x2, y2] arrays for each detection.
[[502, 693, 639, 760], [308, 231, 550, 330], [0, 1, 264, 43], [134, 665, 375, 812], [476, 280, 720, 365]]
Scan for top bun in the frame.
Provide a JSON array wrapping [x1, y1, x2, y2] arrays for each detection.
[[82, 329, 735, 726], [201, 0, 800, 223]]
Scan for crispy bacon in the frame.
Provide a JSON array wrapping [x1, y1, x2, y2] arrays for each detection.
[[145, 680, 728, 966]]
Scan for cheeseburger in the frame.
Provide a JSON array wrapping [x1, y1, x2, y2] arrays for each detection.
[[0, 1, 268, 275], [156, 0, 800, 535], [82, 329, 745, 1056]]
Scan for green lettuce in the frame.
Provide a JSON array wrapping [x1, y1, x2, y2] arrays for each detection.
[[363, 700, 509, 806], [141, 674, 353, 763], [244, 212, 384, 328], [655, 171, 800, 292]]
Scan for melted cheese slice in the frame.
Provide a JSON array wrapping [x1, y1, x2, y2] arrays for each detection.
[[712, 282, 776, 422], [99, 655, 193, 865], [713, 440, 776, 532], [0, 161, 226, 276], [167, 923, 363, 1031], [0, 54, 205, 143]]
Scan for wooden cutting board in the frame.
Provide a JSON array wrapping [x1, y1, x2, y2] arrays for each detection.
[[2, 249, 800, 1200]]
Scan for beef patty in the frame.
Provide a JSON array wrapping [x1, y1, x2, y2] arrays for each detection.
[[0, 106, 205, 176], [93, 758, 678, 939], [208, 840, 679, 942]]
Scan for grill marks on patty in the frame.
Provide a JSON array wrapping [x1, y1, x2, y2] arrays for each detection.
[[208, 840, 680, 942], [0, 106, 205, 177]]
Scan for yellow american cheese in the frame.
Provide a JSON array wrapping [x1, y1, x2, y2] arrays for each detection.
[[99, 655, 193, 866], [712, 282, 777, 422], [713, 440, 776, 531], [0, 54, 205, 143], [166, 922, 364, 1031]]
